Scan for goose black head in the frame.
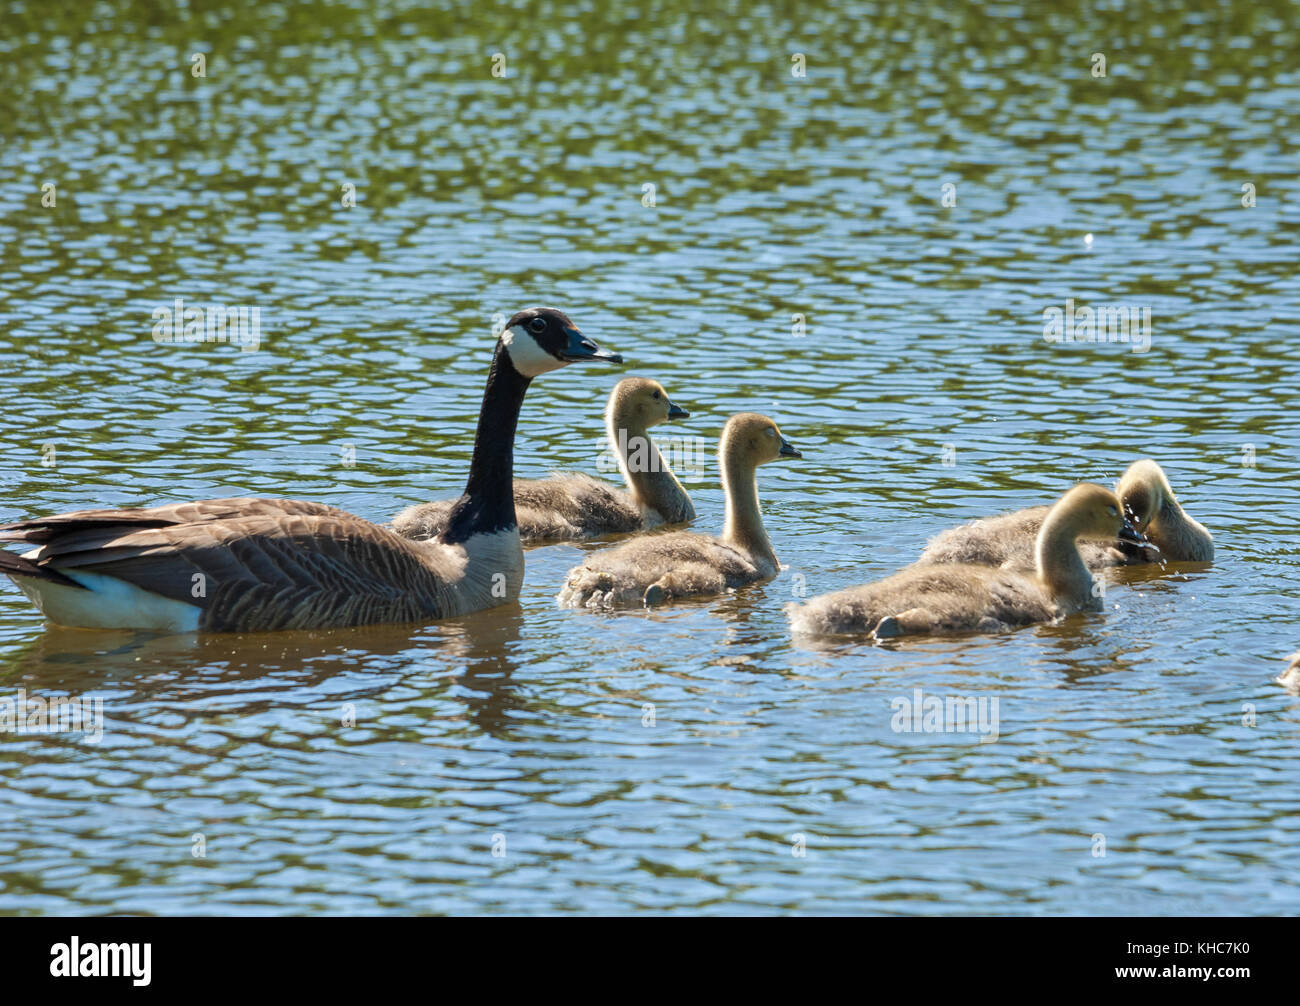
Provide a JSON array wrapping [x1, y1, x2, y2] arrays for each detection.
[[501, 307, 623, 378]]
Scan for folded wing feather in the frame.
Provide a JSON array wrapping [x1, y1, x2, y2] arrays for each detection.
[[0, 498, 469, 632]]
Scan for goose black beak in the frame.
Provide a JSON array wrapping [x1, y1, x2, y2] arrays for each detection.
[[561, 327, 623, 364], [779, 438, 802, 459], [1117, 517, 1148, 546], [667, 401, 689, 420]]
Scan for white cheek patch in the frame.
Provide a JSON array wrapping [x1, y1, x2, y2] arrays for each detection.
[[503, 325, 567, 378]]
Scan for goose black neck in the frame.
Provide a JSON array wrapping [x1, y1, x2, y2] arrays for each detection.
[[441, 342, 530, 544]]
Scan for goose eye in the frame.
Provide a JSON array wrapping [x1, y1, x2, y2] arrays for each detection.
[[528, 317, 547, 334]]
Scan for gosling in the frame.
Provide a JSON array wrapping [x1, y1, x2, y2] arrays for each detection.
[[1114, 458, 1213, 562], [557, 413, 801, 608], [393, 377, 695, 544], [788, 483, 1147, 639], [916, 458, 1211, 570], [1278, 653, 1300, 692]]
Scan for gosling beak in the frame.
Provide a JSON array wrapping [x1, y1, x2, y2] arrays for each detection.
[[1117, 517, 1148, 546], [778, 438, 802, 459], [667, 401, 689, 420], [561, 327, 623, 364]]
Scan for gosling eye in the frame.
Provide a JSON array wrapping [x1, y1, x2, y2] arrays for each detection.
[[652, 390, 661, 399], [527, 317, 547, 334], [1107, 505, 1118, 516], [766, 428, 776, 438]]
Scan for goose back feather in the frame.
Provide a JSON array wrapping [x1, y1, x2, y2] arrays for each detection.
[[1, 502, 509, 632]]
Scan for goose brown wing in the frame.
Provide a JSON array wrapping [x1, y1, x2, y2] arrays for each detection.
[[16, 511, 450, 632], [0, 497, 359, 545]]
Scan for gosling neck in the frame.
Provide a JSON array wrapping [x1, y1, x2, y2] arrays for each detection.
[[442, 342, 530, 545], [1149, 496, 1214, 561], [720, 448, 776, 571], [1034, 505, 1097, 611], [608, 412, 694, 525]]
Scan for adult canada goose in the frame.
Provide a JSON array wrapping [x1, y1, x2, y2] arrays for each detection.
[[787, 483, 1147, 638], [392, 377, 695, 543], [0, 307, 622, 633], [915, 458, 1211, 569], [557, 413, 800, 608]]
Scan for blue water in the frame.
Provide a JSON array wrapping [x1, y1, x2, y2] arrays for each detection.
[[0, 0, 1297, 914]]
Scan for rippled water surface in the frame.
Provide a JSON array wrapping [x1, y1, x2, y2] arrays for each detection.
[[0, 0, 1298, 915]]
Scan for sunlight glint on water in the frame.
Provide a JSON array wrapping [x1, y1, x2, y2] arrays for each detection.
[[0, 0, 1297, 915]]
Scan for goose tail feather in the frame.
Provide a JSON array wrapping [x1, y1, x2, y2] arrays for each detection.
[[0, 549, 87, 589]]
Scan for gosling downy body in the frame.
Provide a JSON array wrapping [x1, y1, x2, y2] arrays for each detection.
[[0, 307, 623, 633], [1279, 652, 1300, 692], [392, 377, 694, 543], [915, 504, 1124, 571], [1114, 458, 1213, 562], [557, 413, 800, 609], [916, 458, 1211, 569], [788, 483, 1146, 638]]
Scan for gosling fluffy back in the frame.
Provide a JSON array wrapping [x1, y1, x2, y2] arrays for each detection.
[[789, 483, 1138, 638], [557, 413, 800, 608]]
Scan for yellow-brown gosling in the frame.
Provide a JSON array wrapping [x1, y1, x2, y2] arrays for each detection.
[[1278, 653, 1300, 692], [787, 483, 1147, 639], [557, 413, 800, 609], [392, 377, 694, 544], [915, 458, 1211, 570], [0, 307, 622, 633], [1112, 458, 1213, 562]]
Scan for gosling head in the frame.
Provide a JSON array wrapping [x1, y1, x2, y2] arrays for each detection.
[[1056, 483, 1147, 545], [1115, 458, 1176, 531], [608, 377, 689, 430], [719, 412, 802, 468], [500, 306, 623, 378]]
